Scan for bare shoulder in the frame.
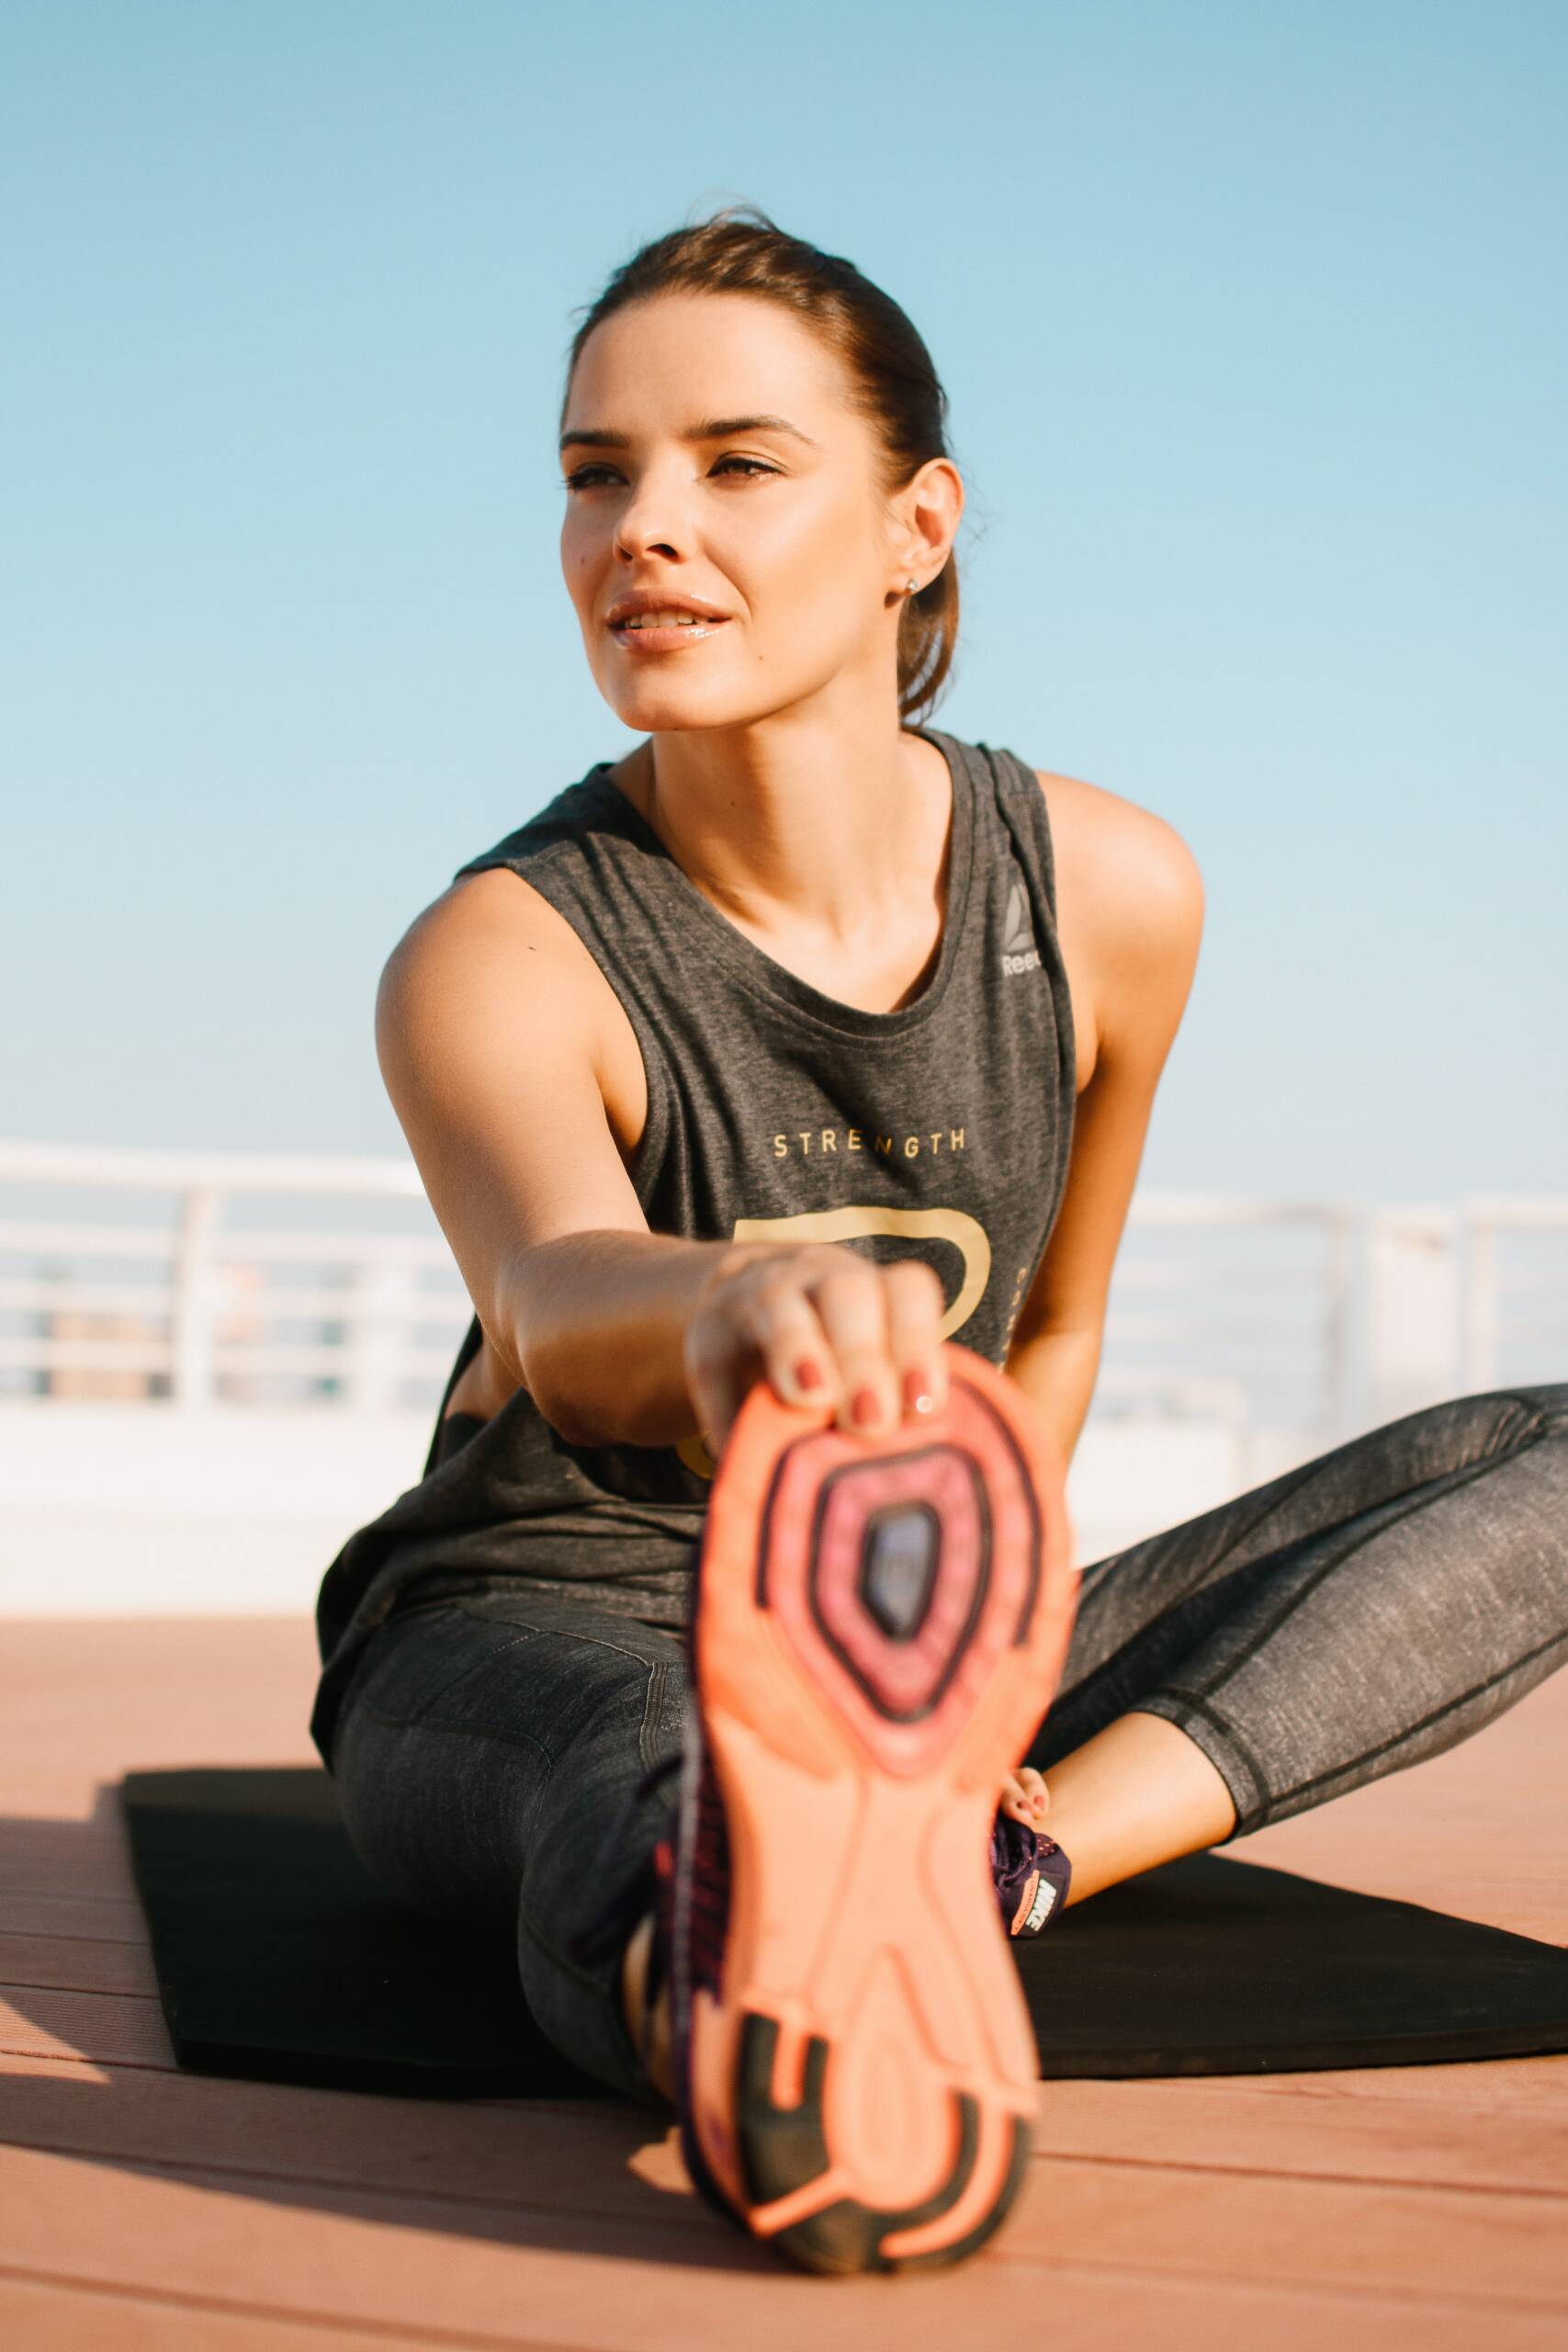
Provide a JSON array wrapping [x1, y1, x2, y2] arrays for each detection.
[[376, 865, 648, 1151], [384, 863, 597, 982], [1032, 766, 1203, 929], [1031, 766, 1204, 1077]]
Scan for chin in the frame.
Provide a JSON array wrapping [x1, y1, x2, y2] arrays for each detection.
[[600, 681, 770, 735]]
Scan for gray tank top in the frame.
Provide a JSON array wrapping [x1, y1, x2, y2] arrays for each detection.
[[310, 725, 1076, 1763]]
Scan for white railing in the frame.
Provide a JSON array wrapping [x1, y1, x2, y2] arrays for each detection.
[[1462, 1197, 1568, 1395], [2, 1140, 1563, 1434], [0, 1140, 468, 1413], [1093, 1193, 1358, 1436]]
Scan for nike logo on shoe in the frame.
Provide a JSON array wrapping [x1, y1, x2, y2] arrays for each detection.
[[1021, 1875, 1058, 1932]]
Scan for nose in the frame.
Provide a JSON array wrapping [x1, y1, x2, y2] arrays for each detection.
[[611, 457, 693, 568]]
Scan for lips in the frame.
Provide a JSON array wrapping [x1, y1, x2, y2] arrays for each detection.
[[614, 611, 722, 632], [605, 590, 733, 628], [606, 602, 732, 651]]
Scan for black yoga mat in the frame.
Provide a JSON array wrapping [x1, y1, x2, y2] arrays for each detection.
[[119, 1766, 1568, 2098]]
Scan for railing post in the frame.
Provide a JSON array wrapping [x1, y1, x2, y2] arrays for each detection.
[[1462, 1211, 1497, 1394], [1323, 1205, 1359, 1439], [169, 1186, 220, 1408], [1367, 1204, 1461, 1423], [341, 1256, 412, 1412]]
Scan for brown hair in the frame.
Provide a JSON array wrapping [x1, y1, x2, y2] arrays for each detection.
[[561, 203, 965, 724]]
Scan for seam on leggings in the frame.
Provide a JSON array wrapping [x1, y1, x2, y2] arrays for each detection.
[[451, 1596, 676, 1675], [1258, 1622, 1568, 1816], [357, 1619, 547, 1734], [344, 1701, 555, 1769], [1089, 1453, 1329, 1591], [1137, 1690, 1273, 1824], [1060, 1456, 1359, 1704], [1167, 1389, 1546, 1635], [638, 1658, 671, 1773], [1179, 1411, 1548, 1711], [1052, 1541, 1295, 1721]]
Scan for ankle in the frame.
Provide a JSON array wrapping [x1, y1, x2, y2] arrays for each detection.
[[1037, 1712, 1239, 1904], [621, 1906, 675, 2101]]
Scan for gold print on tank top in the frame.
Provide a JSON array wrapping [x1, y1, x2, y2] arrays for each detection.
[[675, 1204, 992, 1482]]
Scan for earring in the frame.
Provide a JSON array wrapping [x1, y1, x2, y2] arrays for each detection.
[[907, 577, 919, 595]]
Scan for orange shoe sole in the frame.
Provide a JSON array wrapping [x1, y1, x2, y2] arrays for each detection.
[[681, 1342, 1078, 2273]]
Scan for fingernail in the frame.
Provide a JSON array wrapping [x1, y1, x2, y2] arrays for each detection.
[[795, 1359, 826, 1393], [850, 1385, 880, 1429], [902, 1369, 934, 1416]]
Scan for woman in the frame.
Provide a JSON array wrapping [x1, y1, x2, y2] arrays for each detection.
[[310, 206, 1568, 2276]]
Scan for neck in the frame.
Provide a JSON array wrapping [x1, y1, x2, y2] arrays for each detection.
[[609, 707, 953, 950]]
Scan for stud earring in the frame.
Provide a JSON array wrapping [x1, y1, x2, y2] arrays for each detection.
[[907, 577, 919, 595]]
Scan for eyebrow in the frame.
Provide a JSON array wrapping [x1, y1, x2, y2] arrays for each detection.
[[558, 413, 821, 456]]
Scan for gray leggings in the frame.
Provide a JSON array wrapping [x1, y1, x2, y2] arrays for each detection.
[[327, 1381, 1568, 2100]]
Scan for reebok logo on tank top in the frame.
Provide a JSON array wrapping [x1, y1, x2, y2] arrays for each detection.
[[1001, 877, 1042, 977]]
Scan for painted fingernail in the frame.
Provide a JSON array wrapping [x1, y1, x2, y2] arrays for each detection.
[[794, 1359, 826, 1392], [902, 1369, 935, 1416], [851, 1385, 880, 1429]]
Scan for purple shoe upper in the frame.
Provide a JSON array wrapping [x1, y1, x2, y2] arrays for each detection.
[[989, 1810, 1072, 1935]]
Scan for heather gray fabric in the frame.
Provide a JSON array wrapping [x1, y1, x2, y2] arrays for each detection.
[[326, 1381, 1568, 2098], [329, 1571, 685, 2104], [311, 727, 1077, 1766]]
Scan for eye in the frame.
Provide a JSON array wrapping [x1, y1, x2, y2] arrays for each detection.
[[562, 455, 781, 492]]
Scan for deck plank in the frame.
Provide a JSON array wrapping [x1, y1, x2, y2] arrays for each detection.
[[0, 1892, 148, 1943], [2, 1987, 174, 2069], [0, 2058, 716, 2226], [0, 1931, 158, 1997], [11, 2041, 1567, 2217], [0, 2271, 592, 2352], [1, 2263, 1562, 2352], [1027, 2065, 1568, 2194], [6, 2141, 1568, 2347], [7, 2048, 1568, 2207]]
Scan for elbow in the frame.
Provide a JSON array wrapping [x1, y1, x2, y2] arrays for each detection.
[[514, 1308, 653, 1451], [511, 1318, 603, 1450], [473, 1261, 579, 1447], [524, 1352, 670, 1453], [499, 1232, 694, 1453], [530, 1379, 610, 1452]]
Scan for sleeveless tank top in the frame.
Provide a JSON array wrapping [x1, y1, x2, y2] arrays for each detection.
[[310, 725, 1076, 1765]]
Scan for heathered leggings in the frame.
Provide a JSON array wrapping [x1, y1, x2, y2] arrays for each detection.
[[327, 1381, 1568, 2101]]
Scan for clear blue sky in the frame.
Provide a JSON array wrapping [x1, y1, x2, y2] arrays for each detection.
[[5, 1, 1564, 1197]]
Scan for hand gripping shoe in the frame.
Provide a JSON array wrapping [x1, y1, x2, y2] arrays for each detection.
[[667, 1341, 1078, 2274]]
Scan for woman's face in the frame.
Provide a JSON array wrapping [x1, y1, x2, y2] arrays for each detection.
[[558, 292, 951, 734]]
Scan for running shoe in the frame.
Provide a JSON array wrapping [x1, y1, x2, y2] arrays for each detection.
[[666, 1340, 1078, 2274]]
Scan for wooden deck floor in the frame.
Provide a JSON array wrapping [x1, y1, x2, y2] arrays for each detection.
[[2, 1615, 1565, 2349]]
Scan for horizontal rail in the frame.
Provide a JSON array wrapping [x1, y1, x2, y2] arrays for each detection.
[[3, 1141, 1563, 1429], [0, 1139, 430, 1195]]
